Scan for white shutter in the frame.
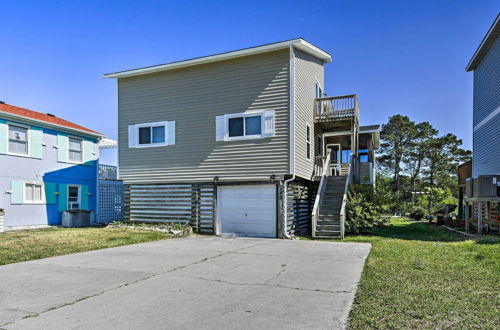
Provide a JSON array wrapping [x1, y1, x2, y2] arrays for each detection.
[[215, 115, 225, 141], [167, 121, 176, 145], [263, 110, 275, 137], [128, 125, 137, 148]]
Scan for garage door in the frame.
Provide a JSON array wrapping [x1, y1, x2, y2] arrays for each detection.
[[217, 185, 277, 238]]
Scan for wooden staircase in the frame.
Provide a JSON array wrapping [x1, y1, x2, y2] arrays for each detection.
[[314, 176, 346, 238]]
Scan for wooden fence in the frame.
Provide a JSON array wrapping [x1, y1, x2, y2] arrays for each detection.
[[124, 183, 215, 234]]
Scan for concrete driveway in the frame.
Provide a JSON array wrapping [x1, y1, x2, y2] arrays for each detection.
[[0, 236, 370, 330]]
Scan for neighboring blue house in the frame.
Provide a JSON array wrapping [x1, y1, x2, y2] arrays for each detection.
[[464, 13, 499, 234], [0, 102, 105, 230]]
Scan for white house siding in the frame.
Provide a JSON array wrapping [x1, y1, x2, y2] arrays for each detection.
[[472, 36, 500, 177], [117, 49, 290, 183], [293, 49, 324, 180]]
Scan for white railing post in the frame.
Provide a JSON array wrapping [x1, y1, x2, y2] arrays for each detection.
[[312, 151, 332, 237], [339, 154, 354, 239]]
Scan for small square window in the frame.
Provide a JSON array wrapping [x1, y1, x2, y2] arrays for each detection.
[[228, 117, 244, 137], [152, 126, 165, 143], [137, 124, 166, 146], [139, 127, 151, 144], [245, 116, 261, 135], [24, 183, 44, 203]]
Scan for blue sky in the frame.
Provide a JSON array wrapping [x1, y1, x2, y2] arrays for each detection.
[[1, 0, 498, 165]]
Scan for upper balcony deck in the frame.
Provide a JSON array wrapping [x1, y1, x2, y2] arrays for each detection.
[[314, 94, 359, 131]]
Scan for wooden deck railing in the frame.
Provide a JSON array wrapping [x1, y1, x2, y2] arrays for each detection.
[[314, 157, 350, 179], [314, 94, 359, 121]]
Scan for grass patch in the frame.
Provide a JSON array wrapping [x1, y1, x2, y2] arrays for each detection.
[[343, 218, 500, 329], [0, 227, 171, 265]]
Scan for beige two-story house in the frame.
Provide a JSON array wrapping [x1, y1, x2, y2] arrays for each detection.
[[105, 39, 380, 238]]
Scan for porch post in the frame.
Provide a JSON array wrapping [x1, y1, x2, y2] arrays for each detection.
[[465, 202, 469, 233], [478, 202, 483, 235]]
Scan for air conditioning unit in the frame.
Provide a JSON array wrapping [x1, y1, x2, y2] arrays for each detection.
[[473, 175, 500, 197], [69, 203, 80, 210]]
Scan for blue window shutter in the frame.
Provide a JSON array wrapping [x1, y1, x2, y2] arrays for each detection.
[[58, 184, 67, 211], [10, 181, 24, 204], [83, 139, 94, 165], [45, 183, 56, 204], [0, 119, 7, 154], [30, 126, 44, 159], [81, 185, 89, 210], [57, 134, 68, 162]]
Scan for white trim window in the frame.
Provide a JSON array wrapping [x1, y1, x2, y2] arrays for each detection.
[[68, 185, 81, 210], [68, 137, 83, 162], [8, 123, 30, 156], [316, 135, 322, 156], [306, 124, 312, 160], [315, 81, 324, 115], [24, 182, 45, 204], [128, 121, 175, 148], [216, 110, 275, 142]]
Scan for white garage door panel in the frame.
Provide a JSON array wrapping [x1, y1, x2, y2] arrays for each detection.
[[218, 185, 276, 238]]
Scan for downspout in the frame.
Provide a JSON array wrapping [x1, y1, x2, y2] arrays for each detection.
[[282, 45, 296, 239]]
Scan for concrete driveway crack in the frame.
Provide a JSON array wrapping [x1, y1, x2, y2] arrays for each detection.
[[264, 258, 288, 284], [192, 275, 354, 294]]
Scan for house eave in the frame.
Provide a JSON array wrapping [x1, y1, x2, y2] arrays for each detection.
[[466, 13, 500, 72], [103, 38, 332, 79]]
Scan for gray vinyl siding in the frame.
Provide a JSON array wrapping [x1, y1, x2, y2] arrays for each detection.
[[472, 36, 500, 177], [118, 49, 290, 183], [293, 49, 324, 180]]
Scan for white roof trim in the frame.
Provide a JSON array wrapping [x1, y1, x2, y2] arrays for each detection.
[[0, 111, 105, 139], [466, 13, 500, 71], [103, 39, 332, 79]]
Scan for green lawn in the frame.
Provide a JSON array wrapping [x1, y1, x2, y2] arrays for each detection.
[[0, 227, 171, 265], [344, 218, 500, 329]]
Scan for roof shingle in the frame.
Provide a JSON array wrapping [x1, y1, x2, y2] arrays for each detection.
[[0, 103, 103, 136]]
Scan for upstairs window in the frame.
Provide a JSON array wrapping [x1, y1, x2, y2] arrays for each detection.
[[68, 137, 83, 162], [316, 135, 322, 156], [8, 124, 29, 155], [139, 125, 165, 145], [306, 124, 311, 160], [228, 115, 262, 138], [25, 183, 44, 203], [128, 121, 175, 148], [216, 111, 275, 142]]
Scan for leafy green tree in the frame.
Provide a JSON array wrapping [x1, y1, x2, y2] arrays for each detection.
[[378, 115, 417, 193], [422, 134, 471, 210], [404, 121, 438, 202]]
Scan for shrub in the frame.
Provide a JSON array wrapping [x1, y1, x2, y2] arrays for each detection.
[[409, 206, 426, 221], [345, 185, 388, 234]]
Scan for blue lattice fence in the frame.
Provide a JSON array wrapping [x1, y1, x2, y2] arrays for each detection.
[[98, 179, 124, 223]]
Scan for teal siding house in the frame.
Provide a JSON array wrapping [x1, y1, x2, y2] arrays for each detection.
[[0, 102, 105, 230]]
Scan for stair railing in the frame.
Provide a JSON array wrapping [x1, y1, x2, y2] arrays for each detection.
[[312, 151, 331, 238], [339, 154, 354, 239]]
